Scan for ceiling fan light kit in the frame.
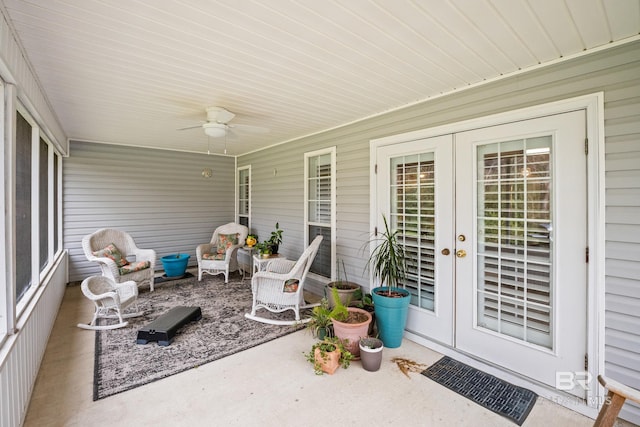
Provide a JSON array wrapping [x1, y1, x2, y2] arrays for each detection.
[[179, 106, 269, 147], [203, 122, 227, 138]]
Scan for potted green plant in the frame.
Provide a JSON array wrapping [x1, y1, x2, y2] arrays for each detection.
[[267, 222, 283, 254], [304, 336, 353, 375], [350, 288, 375, 336], [326, 260, 360, 308], [255, 241, 272, 257], [364, 214, 410, 349], [329, 287, 372, 359], [305, 298, 333, 339]]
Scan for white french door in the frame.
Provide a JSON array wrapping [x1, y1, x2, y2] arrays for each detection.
[[375, 110, 588, 397], [455, 111, 587, 398], [376, 135, 454, 345]]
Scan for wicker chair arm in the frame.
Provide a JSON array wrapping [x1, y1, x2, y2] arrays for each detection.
[[196, 243, 214, 260], [266, 259, 296, 274], [224, 243, 243, 258], [251, 270, 290, 291], [113, 280, 139, 299], [87, 289, 121, 305], [133, 248, 156, 263], [88, 255, 120, 278]]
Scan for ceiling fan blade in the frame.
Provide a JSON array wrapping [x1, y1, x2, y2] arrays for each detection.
[[229, 123, 269, 134], [177, 123, 204, 131]]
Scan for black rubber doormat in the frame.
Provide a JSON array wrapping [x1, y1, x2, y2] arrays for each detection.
[[421, 356, 537, 425]]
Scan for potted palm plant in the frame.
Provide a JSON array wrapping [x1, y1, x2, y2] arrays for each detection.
[[365, 214, 410, 348], [305, 298, 333, 339]]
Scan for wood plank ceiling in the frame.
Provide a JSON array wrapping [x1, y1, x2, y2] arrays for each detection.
[[1, 0, 639, 156]]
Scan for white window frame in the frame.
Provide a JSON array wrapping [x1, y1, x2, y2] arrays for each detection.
[[237, 165, 251, 230], [304, 147, 336, 280]]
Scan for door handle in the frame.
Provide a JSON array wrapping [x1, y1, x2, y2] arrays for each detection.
[[441, 248, 450, 256], [456, 249, 467, 258]]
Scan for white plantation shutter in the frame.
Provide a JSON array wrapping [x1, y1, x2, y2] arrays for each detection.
[[476, 137, 553, 348], [391, 153, 436, 311]]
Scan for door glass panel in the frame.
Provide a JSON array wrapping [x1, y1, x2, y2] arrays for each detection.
[[476, 137, 553, 349], [390, 153, 435, 311]]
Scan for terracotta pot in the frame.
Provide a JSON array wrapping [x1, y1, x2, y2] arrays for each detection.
[[331, 308, 372, 359], [326, 281, 360, 308], [314, 347, 341, 375]]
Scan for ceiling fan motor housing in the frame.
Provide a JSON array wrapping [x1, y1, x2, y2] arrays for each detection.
[[206, 106, 235, 124]]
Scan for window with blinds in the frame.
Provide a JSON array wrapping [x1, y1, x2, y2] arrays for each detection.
[[391, 153, 436, 311], [237, 166, 250, 228], [305, 149, 335, 278], [476, 137, 553, 349]]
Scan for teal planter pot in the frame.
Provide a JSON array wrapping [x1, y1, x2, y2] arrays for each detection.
[[161, 253, 190, 278], [371, 287, 411, 348]]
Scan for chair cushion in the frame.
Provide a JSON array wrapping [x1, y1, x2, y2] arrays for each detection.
[[202, 252, 226, 260], [216, 233, 239, 255], [93, 243, 129, 268], [119, 260, 150, 275], [283, 279, 299, 293]]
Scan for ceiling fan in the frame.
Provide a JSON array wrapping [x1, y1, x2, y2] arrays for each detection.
[[179, 106, 268, 138]]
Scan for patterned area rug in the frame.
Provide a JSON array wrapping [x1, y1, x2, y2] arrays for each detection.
[[93, 274, 306, 400], [421, 356, 537, 426]]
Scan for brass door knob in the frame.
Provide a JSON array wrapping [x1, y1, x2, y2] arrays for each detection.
[[441, 248, 450, 256], [456, 249, 467, 258]]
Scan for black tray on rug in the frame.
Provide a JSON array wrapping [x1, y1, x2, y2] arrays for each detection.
[[154, 271, 195, 284]]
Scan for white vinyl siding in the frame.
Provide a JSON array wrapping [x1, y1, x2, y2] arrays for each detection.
[[238, 41, 640, 423], [63, 141, 236, 282]]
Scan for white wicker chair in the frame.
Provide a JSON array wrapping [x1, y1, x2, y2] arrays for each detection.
[[245, 235, 323, 325], [196, 222, 249, 283], [82, 228, 157, 291], [77, 275, 143, 330]]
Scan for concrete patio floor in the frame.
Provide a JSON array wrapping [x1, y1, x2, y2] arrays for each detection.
[[23, 276, 629, 427]]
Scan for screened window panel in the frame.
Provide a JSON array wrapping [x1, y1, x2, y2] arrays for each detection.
[[16, 112, 32, 301], [306, 151, 333, 278], [391, 153, 435, 311], [309, 225, 331, 277], [54, 153, 59, 253], [476, 138, 553, 349], [39, 138, 49, 271], [238, 168, 250, 226]]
